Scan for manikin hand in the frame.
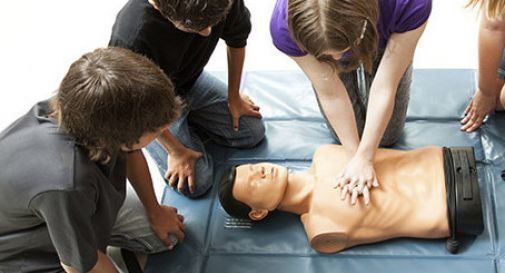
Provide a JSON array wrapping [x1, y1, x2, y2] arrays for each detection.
[[148, 205, 185, 250], [228, 94, 262, 131], [461, 89, 497, 132], [335, 154, 379, 205], [166, 147, 203, 194]]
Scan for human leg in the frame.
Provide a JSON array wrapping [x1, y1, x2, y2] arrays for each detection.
[[108, 185, 170, 254], [145, 111, 214, 198], [186, 71, 265, 148]]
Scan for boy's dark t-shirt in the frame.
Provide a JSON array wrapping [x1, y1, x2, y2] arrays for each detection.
[[109, 0, 251, 95], [0, 100, 127, 273]]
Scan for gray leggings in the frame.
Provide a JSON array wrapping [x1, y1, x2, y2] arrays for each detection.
[[315, 53, 412, 146]]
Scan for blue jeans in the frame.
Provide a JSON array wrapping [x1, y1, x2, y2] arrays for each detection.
[[146, 72, 265, 198]]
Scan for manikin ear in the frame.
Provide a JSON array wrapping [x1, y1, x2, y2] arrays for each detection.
[[248, 209, 269, 221]]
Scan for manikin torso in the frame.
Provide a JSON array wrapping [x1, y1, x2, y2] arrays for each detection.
[[300, 145, 449, 253]]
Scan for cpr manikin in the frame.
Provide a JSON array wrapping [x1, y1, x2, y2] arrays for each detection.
[[219, 145, 484, 254]]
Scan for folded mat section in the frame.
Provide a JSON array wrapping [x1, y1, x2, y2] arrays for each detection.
[[407, 69, 476, 121], [205, 255, 495, 273]]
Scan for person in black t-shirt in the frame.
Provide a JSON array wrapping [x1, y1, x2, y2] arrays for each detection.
[[109, 0, 266, 198], [0, 47, 184, 273]]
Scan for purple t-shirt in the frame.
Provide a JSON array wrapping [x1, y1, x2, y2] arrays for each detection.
[[270, 0, 432, 57]]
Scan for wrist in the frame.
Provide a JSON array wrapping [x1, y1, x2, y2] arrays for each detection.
[[343, 145, 358, 158], [355, 147, 375, 162], [169, 145, 189, 157], [228, 91, 241, 101], [147, 204, 163, 221], [477, 87, 498, 98]]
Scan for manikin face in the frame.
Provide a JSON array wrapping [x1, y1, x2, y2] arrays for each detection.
[[233, 163, 289, 219]]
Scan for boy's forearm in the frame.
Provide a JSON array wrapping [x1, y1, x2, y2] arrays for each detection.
[[127, 150, 161, 216], [227, 46, 246, 99]]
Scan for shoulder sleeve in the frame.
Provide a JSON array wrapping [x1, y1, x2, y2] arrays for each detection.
[[221, 0, 252, 48], [29, 190, 98, 273], [269, 0, 307, 57], [394, 0, 432, 33]]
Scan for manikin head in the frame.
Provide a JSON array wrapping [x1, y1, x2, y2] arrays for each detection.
[[219, 163, 289, 220], [149, 0, 233, 37]]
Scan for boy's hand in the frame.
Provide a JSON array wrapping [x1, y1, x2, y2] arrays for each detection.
[[228, 95, 262, 131], [148, 205, 185, 250], [165, 147, 202, 194]]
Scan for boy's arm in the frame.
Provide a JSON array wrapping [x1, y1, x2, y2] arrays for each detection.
[[156, 130, 202, 194], [126, 150, 185, 247], [227, 46, 262, 131]]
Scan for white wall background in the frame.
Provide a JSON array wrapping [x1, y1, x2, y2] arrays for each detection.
[[0, 0, 478, 131]]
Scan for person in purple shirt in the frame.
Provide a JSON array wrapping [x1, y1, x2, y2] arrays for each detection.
[[270, 0, 431, 204]]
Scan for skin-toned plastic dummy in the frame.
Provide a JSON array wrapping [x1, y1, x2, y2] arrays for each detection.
[[231, 145, 454, 253]]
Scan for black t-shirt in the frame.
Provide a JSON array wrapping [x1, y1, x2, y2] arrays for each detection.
[[109, 0, 251, 94], [0, 100, 127, 273]]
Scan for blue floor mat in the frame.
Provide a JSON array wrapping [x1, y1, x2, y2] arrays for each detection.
[[145, 69, 505, 273]]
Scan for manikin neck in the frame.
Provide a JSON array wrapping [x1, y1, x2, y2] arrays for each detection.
[[277, 172, 314, 215]]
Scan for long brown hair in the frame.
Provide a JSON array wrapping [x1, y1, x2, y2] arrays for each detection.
[[52, 47, 183, 163], [467, 0, 505, 19], [288, 0, 379, 72]]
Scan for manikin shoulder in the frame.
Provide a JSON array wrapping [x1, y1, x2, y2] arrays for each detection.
[[301, 213, 348, 254]]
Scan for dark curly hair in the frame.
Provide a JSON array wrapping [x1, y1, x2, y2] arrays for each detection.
[[153, 0, 233, 31]]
